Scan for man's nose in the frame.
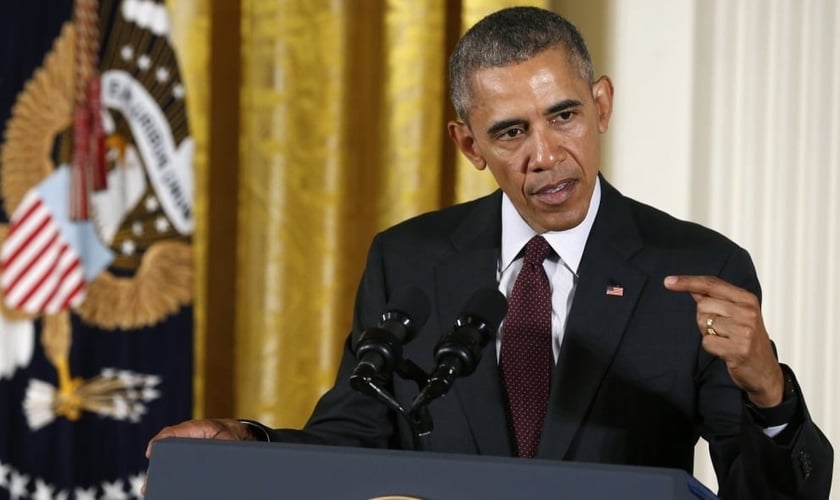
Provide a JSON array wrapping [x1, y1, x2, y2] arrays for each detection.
[[528, 128, 562, 171]]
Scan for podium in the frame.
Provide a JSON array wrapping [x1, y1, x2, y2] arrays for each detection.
[[145, 438, 718, 499]]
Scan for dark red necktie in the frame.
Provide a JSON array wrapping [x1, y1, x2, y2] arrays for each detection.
[[500, 235, 553, 458]]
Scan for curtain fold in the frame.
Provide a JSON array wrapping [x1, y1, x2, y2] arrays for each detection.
[[167, 0, 213, 418], [237, 0, 353, 426]]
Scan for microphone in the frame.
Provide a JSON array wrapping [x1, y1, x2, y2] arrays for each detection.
[[349, 287, 430, 393], [412, 288, 507, 408]]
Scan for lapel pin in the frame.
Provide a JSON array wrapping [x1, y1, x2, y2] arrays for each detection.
[[606, 285, 624, 297]]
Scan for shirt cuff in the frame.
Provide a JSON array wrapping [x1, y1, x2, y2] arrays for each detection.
[[238, 419, 272, 442], [743, 366, 800, 431]]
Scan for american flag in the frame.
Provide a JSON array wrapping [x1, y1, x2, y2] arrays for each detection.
[[606, 285, 624, 297], [0, 167, 113, 314]]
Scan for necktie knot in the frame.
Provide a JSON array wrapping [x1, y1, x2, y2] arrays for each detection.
[[523, 235, 553, 267]]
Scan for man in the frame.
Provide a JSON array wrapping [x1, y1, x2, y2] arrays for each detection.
[[147, 7, 833, 498]]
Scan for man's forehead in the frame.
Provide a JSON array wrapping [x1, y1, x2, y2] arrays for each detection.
[[466, 59, 587, 114]]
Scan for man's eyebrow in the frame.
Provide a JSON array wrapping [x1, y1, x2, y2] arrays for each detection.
[[486, 118, 525, 137], [547, 99, 583, 115], [485, 99, 585, 136]]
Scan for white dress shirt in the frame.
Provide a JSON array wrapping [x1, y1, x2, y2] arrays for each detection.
[[495, 178, 602, 362]]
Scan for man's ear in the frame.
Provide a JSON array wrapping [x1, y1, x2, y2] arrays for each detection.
[[448, 121, 487, 170], [592, 76, 614, 133]]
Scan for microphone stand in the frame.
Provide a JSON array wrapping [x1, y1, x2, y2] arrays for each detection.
[[395, 360, 434, 451], [351, 359, 436, 451]]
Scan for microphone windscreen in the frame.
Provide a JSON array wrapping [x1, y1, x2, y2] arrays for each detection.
[[461, 288, 508, 330], [385, 287, 431, 327]]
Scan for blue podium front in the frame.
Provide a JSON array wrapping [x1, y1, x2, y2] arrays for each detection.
[[145, 438, 718, 500]]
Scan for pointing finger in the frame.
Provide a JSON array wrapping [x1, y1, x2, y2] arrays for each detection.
[[664, 275, 756, 306]]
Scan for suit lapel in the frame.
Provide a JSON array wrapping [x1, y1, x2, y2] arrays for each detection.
[[432, 180, 649, 459], [434, 191, 512, 456], [538, 179, 647, 460]]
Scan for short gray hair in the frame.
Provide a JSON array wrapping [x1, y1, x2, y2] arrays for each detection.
[[449, 6, 594, 122]]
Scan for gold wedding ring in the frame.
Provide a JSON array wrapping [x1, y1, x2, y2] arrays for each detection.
[[705, 316, 718, 336]]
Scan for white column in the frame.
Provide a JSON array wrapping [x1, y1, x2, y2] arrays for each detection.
[[603, 0, 839, 493], [604, 0, 695, 221], [692, 1, 839, 492]]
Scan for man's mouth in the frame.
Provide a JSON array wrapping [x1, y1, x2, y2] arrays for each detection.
[[533, 179, 576, 203]]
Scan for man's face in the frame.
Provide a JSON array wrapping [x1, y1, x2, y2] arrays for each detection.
[[449, 47, 613, 233]]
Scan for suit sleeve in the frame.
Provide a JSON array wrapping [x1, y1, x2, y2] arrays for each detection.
[[702, 247, 834, 500]]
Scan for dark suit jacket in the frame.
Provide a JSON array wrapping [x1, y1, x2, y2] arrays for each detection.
[[269, 177, 832, 499]]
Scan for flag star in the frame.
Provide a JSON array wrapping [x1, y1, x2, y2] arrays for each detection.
[[9, 471, 29, 498], [53, 491, 69, 500], [144, 195, 160, 212], [121, 239, 137, 256], [0, 461, 11, 488], [130, 406, 146, 422], [155, 216, 170, 233], [32, 479, 54, 500], [142, 387, 161, 400], [172, 83, 185, 99], [132, 221, 144, 236], [74, 487, 97, 500], [112, 398, 130, 419], [137, 54, 151, 71], [129, 474, 146, 498], [155, 66, 170, 82], [120, 45, 134, 61], [101, 479, 129, 500]]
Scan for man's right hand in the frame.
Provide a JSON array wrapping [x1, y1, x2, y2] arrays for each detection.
[[142, 418, 257, 496], [145, 418, 256, 459]]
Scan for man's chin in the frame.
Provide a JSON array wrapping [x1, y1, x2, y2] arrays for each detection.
[[526, 211, 586, 233]]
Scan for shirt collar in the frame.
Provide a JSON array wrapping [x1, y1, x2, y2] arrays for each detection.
[[500, 176, 602, 275]]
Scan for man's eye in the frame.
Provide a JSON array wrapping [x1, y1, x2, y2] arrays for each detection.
[[557, 111, 574, 121], [501, 128, 523, 139]]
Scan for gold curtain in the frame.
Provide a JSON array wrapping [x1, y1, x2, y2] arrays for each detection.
[[168, 0, 546, 428]]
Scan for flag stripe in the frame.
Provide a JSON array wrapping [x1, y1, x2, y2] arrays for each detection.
[[17, 243, 77, 311], [3, 228, 61, 301], [52, 273, 85, 313], [0, 192, 42, 257], [44, 258, 84, 313], [40, 250, 83, 312], [0, 195, 48, 262], [11, 237, 67, 309], [1, 206, 54, 277]]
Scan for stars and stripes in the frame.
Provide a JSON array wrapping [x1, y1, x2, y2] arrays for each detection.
[[606, 284, 624, 297], [1, 191, 85, 313], [0, 168, 114, 315]]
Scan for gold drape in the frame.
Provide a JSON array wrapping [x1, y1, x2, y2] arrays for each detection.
[[167, 0, 214, 417], [168, 0, 552, 427]]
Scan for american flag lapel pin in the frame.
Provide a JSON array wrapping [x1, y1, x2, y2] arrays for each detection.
[[606, 284, 624, 297]]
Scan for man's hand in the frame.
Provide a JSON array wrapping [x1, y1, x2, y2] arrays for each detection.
[[143, 418, 256, 495], [664, 275, 784, 408], [145, 418, 256, 458]]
